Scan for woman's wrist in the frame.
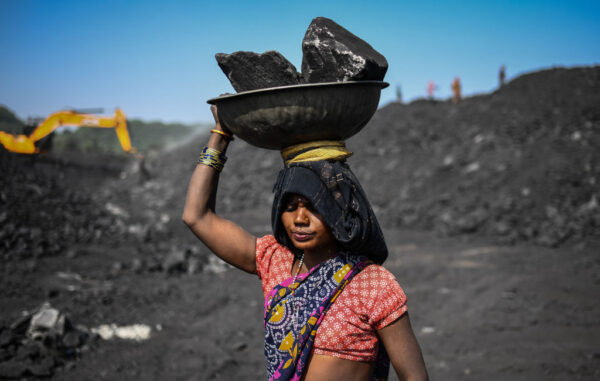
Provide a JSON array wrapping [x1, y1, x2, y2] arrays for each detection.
[[197, 146, 227, 172], [204, 105, 232, 162], [207, 129, 231, 152]]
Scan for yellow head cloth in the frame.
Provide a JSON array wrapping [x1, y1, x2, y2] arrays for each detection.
[[281, 140, 353, 165]]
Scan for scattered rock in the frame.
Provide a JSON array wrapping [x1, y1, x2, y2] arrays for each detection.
[[204, 255, 231, 274], [28, 303, 65, 339], [301, 17, 388, 83], [0, 302, 93, 377], [62, 331, 83, 348], [187, 256, 202, 275], [215, 51, 301, 92], [163, 249, 188, 274]]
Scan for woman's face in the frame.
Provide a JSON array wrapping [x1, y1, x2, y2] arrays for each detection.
[[280, 194, 337, 253]]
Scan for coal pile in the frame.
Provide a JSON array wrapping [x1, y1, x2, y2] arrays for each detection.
[[349, 66, 600, 246], [9, 66, 593, 264], [0, 155, 125, 260], [0, 303, 95, 379], [0, 152, 218, 273], [0, 65, 598, 380], [188, 66, 599, 247]]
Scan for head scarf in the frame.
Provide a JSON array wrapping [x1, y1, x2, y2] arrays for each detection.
[[271, 160, 388, 264]]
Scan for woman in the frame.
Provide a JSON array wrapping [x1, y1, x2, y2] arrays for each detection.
[[183, 106, 428, 381]]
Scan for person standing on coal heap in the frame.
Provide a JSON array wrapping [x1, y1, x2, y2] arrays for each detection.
[[182, 102, 428, 380], [451, 77, 461, 104]]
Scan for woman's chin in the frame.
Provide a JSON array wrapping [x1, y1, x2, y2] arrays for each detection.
[[292, 241, 313, 251]]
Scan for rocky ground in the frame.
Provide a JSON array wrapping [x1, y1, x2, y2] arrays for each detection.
[[0, 66, 599, 380]]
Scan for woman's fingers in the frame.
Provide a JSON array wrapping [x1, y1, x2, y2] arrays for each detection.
[[210, 105, 220, 125], [210, 105, 233, 136]]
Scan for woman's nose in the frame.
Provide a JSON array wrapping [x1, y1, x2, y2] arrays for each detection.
[[294, 207, 309, 225]]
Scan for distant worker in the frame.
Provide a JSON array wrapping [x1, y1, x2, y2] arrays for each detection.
[[451, 77, 461, 104], [396, 84, 403, 103], [136, 152, 152, 184], [499, 64, 506, 87], [427, 80, 437, 100]]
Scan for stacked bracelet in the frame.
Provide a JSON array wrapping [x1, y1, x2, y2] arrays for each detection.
[[197, 146, 227, 172], [211, 129, 234, 140]]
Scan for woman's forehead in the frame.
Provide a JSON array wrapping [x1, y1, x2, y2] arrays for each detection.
[[283, 193, 311, 204]]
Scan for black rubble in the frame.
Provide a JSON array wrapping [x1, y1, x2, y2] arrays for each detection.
[[215, 50, 301, 92], [301, 17, 388, 83], [0, 303, 94, 379]]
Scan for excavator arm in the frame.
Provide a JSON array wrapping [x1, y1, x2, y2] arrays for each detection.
[[0, 108, 135, 154]]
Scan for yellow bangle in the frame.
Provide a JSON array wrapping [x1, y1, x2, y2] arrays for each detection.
[[197, 146, 227, 172], [211, 129, 233, 140]]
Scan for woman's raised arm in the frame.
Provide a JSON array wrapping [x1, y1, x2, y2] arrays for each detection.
[[182, 105, 257, 273]]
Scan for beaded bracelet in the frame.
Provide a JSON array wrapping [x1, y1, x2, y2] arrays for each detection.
[[197, 146, 227, 172], [211, 129, 234, 140]]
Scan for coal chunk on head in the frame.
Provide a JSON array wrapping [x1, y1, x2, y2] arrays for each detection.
[[215, 50, 301, 92], [301, 17, 388, 83]]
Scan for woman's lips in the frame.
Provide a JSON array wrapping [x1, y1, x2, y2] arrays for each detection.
[[292, 232, 313, 242]]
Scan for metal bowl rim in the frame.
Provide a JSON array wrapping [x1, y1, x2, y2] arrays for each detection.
[[206, 81, 389, 104]]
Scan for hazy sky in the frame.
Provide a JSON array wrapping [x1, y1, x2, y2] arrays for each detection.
[[1, 0, 599, 124]]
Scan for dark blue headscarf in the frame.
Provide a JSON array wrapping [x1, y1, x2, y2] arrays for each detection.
[[271, 160, 388, 264]]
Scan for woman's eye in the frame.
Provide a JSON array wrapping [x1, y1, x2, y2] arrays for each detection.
[[284, 204, 297, 211]]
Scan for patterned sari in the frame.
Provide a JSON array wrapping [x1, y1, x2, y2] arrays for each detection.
[[263, 254, 390, 381]]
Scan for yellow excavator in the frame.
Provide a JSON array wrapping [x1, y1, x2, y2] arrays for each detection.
[[0, 108, 135, 154]]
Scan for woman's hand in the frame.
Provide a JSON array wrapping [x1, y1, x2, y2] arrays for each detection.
[[210, 104, 233, 137], [206, 104, 234, 152]]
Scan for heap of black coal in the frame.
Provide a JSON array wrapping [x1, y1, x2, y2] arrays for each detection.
[[215, 17, 388, 92], [0, 303, 95, 379]]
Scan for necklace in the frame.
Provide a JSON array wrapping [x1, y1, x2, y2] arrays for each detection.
[[291, 252, 304, 335]]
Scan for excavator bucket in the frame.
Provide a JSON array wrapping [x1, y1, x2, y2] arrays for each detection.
[[0, 132, 37, 154]]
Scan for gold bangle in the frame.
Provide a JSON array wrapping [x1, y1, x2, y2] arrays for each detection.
[[197, 146, 227, 172], [197, 155, 224, 172], [211, 129, 233, 140]]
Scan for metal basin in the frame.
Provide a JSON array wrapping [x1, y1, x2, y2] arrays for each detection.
[[207, 81, 388, 150]]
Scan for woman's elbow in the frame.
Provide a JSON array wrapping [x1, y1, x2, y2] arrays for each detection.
[[182, 210, 202, 228]]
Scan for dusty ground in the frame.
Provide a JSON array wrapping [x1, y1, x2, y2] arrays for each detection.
[[2, 212, 599, 380], [1, 66, 599, 380]]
